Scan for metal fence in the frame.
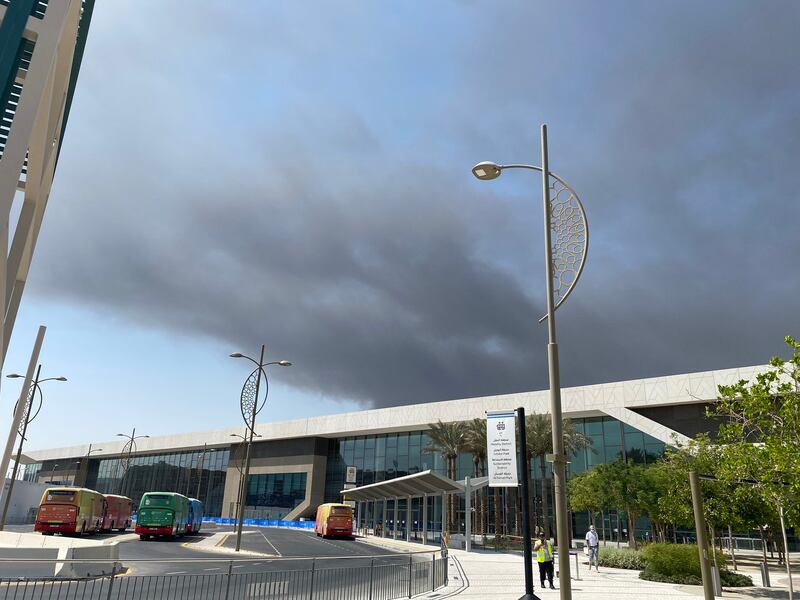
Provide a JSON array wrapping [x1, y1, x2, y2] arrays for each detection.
[[0, 551, 447, 600]]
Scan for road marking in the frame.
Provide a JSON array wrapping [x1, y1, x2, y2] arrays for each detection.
[[256, 529, 282, 556], [203, 568, 220, 571], [216, 534, 230, 547], [166, 571, 186, 575], [233, 565, 244, 569]]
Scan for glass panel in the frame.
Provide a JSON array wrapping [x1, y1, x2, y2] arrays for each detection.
[[603, 418, 623, 445]]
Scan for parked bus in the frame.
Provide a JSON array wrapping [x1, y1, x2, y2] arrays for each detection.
[[34, 487, 104, 535], [135, 492, 190, 540], [315, 503, 353, 538], [186, 498, 204, 534], [101, 494, 133, 532]]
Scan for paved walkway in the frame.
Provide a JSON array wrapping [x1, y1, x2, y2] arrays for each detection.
[[359, 535, 795, 599]]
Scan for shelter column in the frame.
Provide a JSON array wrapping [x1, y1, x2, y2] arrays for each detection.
[[382, 500, 388, 538], [422, 494, 428, 545], [465, 476, 472, 552], [393, 497, 399, 540], [441, 493, 447, 545], [406, 496, 412, 542]]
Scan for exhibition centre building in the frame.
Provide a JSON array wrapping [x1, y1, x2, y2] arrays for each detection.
[[22, 364, 764, 538]]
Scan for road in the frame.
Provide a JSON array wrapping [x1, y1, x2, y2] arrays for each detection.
[[0, 525, 442, 599]]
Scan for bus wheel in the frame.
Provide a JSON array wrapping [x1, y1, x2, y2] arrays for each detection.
[[80, 523, 86, 535], [140, 534, 149, 541]]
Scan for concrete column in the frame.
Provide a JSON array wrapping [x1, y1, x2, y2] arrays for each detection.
[[422, 494, 428, 545], [465, 476, 472, 552], [406, 496, 412, 542], [441, 493, 447, 545], [382, 500, 388, 538], [393, 497, 399, 540]]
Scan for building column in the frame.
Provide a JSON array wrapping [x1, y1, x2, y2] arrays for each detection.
[[422, 494, 428, 545], [393, 497, 399, 540], [406, 496, 412, 542], [441, 493, 447, 545], [382, 500, 388, 538]]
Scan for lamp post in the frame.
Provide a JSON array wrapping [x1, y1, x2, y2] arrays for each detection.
[[473, 124, 589, 600], [229, 431, 259, 523], [229, 346, 291, 552], [116, 428, 149, 495], [194, 444, 216, 500], [0, 365, 66, 530], [49, 463, 59, 485]]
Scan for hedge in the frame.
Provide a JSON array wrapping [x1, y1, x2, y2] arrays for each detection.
[[597, 547, 647, 570]]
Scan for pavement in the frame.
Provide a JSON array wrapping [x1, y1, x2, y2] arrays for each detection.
[[360, 534, 799, 599]]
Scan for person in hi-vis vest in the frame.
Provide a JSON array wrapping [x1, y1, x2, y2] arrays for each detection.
[[533, 532, 556, 589]]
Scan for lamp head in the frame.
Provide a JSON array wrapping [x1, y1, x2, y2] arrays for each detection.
[[5, 373, 23, 379], [55, 377, 67, 382], [471, 161, 502, 181], [278, 360, 292, 367], [229, 352, 244, 358]]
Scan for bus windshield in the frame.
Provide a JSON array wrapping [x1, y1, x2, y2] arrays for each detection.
[[143, 495, 173, 507], [330, 507, 352, 516]]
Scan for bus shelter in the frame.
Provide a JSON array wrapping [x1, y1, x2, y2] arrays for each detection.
[[341, 470, 488, 551]]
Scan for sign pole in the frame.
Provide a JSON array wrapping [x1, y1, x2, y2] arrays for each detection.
[[517, 406, 537, 600]]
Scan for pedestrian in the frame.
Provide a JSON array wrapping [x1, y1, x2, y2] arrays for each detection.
[[585, 524, 600, 571], [533, 532, 556, 590]]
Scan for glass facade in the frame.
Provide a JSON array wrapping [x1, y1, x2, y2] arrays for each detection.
[[86, 448, 230, 517], [325, 416, 666, 539], [23, 462, 42, 482], [244, 472, 307, 520]]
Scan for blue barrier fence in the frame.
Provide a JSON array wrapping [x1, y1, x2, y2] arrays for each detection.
[[202, 517, 315, 529], [130, 515, 315, 529]]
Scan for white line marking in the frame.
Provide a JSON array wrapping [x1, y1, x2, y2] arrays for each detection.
[[166, 571, 186, 575], [203, 568, 220, 571], [257, 529, 282, 556], [233, 565, 244, 569]]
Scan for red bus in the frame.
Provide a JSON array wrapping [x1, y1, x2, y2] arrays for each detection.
[[315, 503, 353, 538], [101, 494, 133, 532], [35, 488, 104, 535]]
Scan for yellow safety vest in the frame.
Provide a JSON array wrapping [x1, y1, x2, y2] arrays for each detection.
[[536, 540, 554, 563]]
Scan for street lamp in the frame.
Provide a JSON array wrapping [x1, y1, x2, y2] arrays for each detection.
[[0, 365, 66, 530], [116, 428, 149, 495], [473, 124, 588, 600], [229, 346, 291, 552], [229, 431, 260, 523]]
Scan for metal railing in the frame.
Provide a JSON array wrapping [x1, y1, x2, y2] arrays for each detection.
[[0, 551, 447, 600]]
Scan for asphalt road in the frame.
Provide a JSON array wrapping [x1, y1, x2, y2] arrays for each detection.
[[1, 525, 441, 599]]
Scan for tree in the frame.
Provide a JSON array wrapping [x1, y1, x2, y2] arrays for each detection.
[[567, 469, 603, 528], [594, 460, 650, 549], [525, 414, 592, 537], [424, 420, 467, 533], [464, 419, 490, 539]]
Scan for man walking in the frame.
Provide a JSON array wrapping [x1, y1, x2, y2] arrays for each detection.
[[533, 532, 556, 590], [585, 524, 600, 571]]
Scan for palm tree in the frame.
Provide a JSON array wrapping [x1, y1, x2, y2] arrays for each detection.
[[526, 414, 592, 537], [464, 418, 490, 541], [424, 420, 467, 533]]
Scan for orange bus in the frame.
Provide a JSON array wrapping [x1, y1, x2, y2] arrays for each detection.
[[35, 487, 104, 535], [101, 494, 133, 532], [315, 503, 353, 538]]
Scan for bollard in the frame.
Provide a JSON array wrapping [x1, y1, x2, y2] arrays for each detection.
[[760, 561, 771, 587], [431, 553, 435, 590], [309, 557, 316, 600]]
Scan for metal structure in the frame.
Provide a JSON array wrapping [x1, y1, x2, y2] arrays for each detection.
[[115, 428, 148, 495], [0, 551, 448, 600], [473, 124, 589, 600], [229, 430, 257, 521], [0, 0, 94, 369], [0, 363, 66, 530], [229, 346, 291, 551]]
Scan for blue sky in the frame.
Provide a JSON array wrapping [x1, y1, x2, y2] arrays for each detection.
[[5, 0, 799, 451]]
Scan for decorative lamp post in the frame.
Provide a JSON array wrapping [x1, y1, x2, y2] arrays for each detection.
[[229, 346, 291, 552], [473, 124, 589, 600], [115, 428, 149, 495], [0, 365, 66, 530]]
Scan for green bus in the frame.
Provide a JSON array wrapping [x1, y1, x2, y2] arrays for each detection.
[[135, 492, 190, 540]]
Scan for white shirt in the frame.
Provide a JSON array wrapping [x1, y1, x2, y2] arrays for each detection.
[[585, 530, 598, 547]]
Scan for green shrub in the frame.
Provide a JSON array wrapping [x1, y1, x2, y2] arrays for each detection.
[[720, 570, 753, 587], [639, 567, 702, 585], [597, 547, 647, 570]]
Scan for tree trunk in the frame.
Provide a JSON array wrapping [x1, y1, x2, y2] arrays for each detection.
[[494, 488, 502, 543], [616, 511, 621, 548], [758, 525, 768, 564], [601, 510, 606, 544], [628, 511, 637, 550], [539, 455, 549, 537], [515, 488, 522, 536], [728, 525, 737, 571]]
